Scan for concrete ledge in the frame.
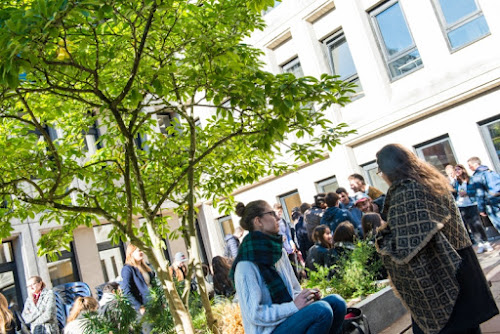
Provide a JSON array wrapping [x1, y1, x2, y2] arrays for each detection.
[[354, 286, 407, 333]]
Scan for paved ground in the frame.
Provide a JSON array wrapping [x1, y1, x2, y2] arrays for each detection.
[[380, 239, 500, 334]]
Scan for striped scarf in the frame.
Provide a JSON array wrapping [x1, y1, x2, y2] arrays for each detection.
[[230, 231, 292, 304]]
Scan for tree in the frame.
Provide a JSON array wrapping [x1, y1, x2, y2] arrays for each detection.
[[0, 0, 354, 333]]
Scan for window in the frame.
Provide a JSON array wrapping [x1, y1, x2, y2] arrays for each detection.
[[278, 191, 301, 223], [281, 57, 304, 77], [84, 122, 102, 152], [47, 242, 80, 287], [0, 242, 22, 308], [315, 176, 339, 194], [94, 225, 125, 283], [218, 216, 234, 239], [480, 117, 500, 172], [362, 161, 390, 194], [434, 0, 490, 50], [415, 135, 457, 175], [370, 1, 423, 80], [325, 32, 363, 97]]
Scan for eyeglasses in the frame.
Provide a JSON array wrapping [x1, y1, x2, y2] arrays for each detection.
[[27, 282, 39, 288], [376, 168, 383, 176], [260, 211, 278, 219]]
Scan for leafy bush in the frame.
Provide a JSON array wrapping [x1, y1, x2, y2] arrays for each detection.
[[303, 240, 384, 300]]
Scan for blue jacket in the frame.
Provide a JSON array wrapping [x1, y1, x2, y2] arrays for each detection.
[[320, 206, 360, 234], [471, 165, 500, 212], [121, 264, 155, 310]]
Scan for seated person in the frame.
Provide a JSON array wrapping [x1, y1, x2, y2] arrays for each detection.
[[231, 200, 347, 334], [306, 226, 341, 278], [332, 222, 356, 255]]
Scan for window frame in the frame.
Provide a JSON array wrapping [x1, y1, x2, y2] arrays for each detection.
[[432, 0, 490, 52], [281, 57, 304, 77], [324, 30, 362, 97], [361, 161, 390, 194], [369, 0, 423, 81], [0, 241, 23, 308], [315, 176, 339, 194], [479, 116, 500, 173], [278, 190, 301, 223], [414, 134, 458, 175], [46, 242, 80, 287]]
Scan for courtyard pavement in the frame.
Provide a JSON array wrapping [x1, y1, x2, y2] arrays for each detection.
[[380, 239, 500, 334]]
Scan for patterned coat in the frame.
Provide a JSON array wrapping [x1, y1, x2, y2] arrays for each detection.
[[22, 288, 59, 334], [376, 179, 471, 334]]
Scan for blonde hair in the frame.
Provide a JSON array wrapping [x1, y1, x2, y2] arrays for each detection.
[[66, 297, 98, 323], [125, 244, 152, 274], [0, 293, 14, 334]]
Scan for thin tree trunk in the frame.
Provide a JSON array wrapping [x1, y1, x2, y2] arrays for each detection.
[[145, 222, 195, 334]]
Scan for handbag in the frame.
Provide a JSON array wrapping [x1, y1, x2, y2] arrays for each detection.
[[342, 307, 372, 334]]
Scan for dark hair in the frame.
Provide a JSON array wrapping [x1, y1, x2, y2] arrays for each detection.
[[361, 213, 382, 238], [333, 222, 355, 243], [314, 193, 326, 207], [335, 187, 348, 194], [300, 202, 311, 214], [325, 192, 339, 207], [376, 144, 452, 196], [312, 225, 332, 249], [348, 173, 365, 184], [102, 282, 120, 294], [454, 164, 470, 184], [212, 256, 234, 296], [235, 200, 268, 231]]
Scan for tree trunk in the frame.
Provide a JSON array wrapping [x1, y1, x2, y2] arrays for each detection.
[[145, 224, 196, 334]]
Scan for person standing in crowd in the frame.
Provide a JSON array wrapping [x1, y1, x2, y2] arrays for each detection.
[[468, 156, 500, 233], [305, 225, 339, 276], [98, 282, 120, 319], [445, 164, 457, 187], [170, 252, 188, 281], [321, 192, 360, 237], [274, 204, 296, 255], [22, 276, 59, 334], [454, 164, 493, 253], [0, 293, 17, 334], [354, 195, 379, 215], [295, 203, 313, 260], [332, 222, 356, 253], [212, 256, 235, 298], [361, 213, 383, 240], [304, 194, 326, 242], [224, 227, 243, 259], [231, 200, 346, 334], [348, 173, 384, 201], [376, 144, 498, 334], [336, 187, 362, 226], [121, 244, 155, 333], [63, 297, 98, 334]]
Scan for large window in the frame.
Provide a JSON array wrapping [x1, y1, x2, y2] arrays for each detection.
[[434, 0, 490, 50], [415, 136, 457, 174], [315, 176, 339, 194], [0, 242, 22, 308], [94, 225, 125, 283], [278, 191, 301, 223], [325, 32, 362, 97], [47, 242, 80, 287], [370, 1, 423, 80], [480, 117, 500, 172], [362, 161, 390, 194], [281, 57, 304, 77]]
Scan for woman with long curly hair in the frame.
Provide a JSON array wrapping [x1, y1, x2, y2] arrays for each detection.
[[212, 256, 235, 297], [376, 144, 498, 334], [0, 293, 16, 334], [230, 200, 346, 334]]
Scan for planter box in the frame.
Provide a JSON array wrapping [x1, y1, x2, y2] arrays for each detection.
[[354, 286, 407, 333]]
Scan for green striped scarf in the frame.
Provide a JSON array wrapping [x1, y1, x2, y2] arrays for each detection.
[[230, 231, 292, 304]]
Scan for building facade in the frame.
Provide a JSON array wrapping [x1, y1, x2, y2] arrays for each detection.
[[2, 0, 500, 307]]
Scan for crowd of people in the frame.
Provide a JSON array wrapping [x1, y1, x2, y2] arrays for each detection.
[[2, 147, 500, 334]]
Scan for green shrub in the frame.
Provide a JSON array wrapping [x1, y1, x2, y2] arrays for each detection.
[[303, 240, 384, 300]]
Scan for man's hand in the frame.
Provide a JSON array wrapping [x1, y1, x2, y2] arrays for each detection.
[[480, 212, 487, 217]]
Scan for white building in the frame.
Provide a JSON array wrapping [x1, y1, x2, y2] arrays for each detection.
[[203, 0, 500, 255], [2, 0, 500, 307]]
